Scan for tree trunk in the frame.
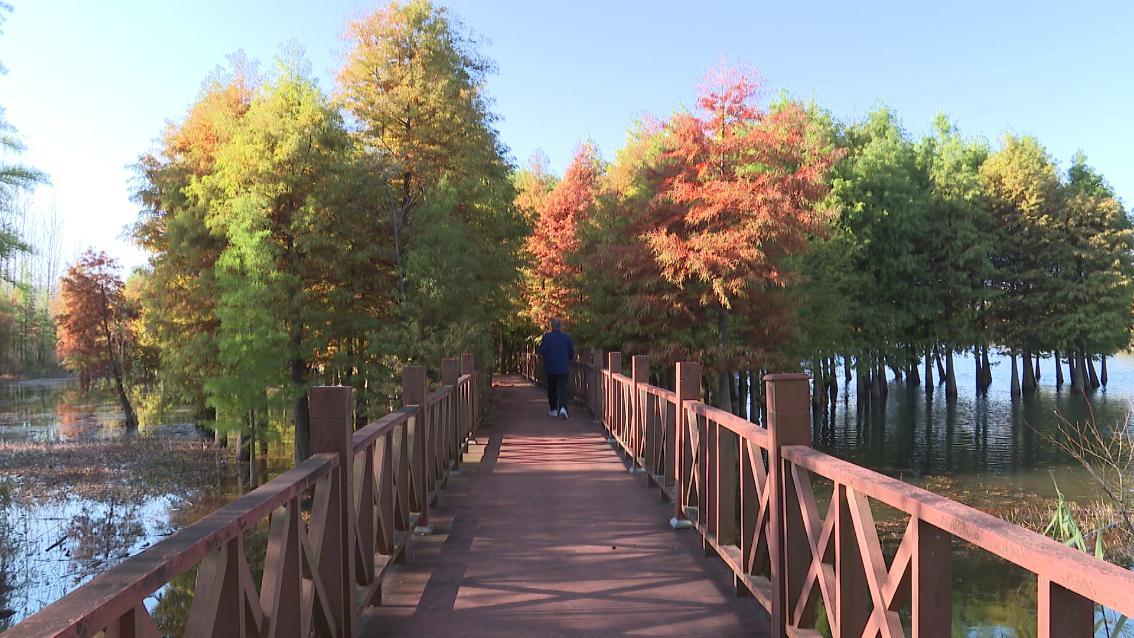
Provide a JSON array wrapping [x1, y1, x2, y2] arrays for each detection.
[[214, 430, 228, 448], [1034, 353, 1041, 381], [945, 350, 958, 399], [908, 353, 920, 386], [1010, 352, 1021, 398], [980, 345, 993, 391], [249, 413, 259, 489], [924, 347, 934, 394], [1087, 354, 1101, 388], [1101, 355, 1108, 387], [734, 369, 743, 419], [872, 360, 886, 397], [237, 430, 250, 464], [844, 356, 852, 384], [857, 356, 869, 397], [828, 358, 839, 397], [1021, 348, 1036, 393], [889, 359, 903, 382], [1070, 352, 1082, 391], [716, 308, 733, 413], [1054, 350, 1064, 386], [935, 352, 946, 384], [748, 370, 759, 423], [974, 346, 982, 393]]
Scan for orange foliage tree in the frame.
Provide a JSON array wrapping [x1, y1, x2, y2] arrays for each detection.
[[56, 250, 139, 429], [644, 66, 840, 409], [526, 143, 603, 330]]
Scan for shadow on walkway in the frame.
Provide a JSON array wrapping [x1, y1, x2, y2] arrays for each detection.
[[359, 375, 770, 637]]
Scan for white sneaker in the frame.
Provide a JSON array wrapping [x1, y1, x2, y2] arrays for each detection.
[[549, 409, 558, 417], [559, 407, 568, 419]]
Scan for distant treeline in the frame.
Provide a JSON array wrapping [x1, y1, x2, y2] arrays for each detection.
[[520, 73, 1132, 412]]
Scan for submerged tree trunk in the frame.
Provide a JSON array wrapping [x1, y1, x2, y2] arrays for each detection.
[[1101, 355, 1109, 387], [1009, 353, 1021, 398], [944, 349, 958, 399], [1034, 353, 1041, 381], [857, 356, 869, 398], [935, 352, 946, 384], [748, 370, 759, 422], [737, 370, 748, 418], [1021, 349, 1037, 393], [844, 356, 852, 384], [974, 347, 981, 393], [1070, 352, 1082, 391], [873, 360, 886, 398], [924, 347, 934, 393], [1087, 355, 1101, 388], [908, 352, 920, 386], [1054, 351, 1064, 386], [980, 345, 993, 391], [828, 358, 839, 397], [717, 308, 733, 413]]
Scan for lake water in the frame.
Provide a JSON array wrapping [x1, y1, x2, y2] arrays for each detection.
[[807, 350, 1134, 637], [0, 378, 233, 630]]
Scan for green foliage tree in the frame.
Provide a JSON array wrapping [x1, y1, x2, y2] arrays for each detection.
[[980, 134, 1061, 395], [918, 115, 995, 397], [201, 60, 382, 462], [338, 0, 524, 377]]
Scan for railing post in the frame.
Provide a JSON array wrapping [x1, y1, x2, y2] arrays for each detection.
[[402, 366, 431, 531], [441, 357, 459, 474], [591, 349, 603, 420], [461, 353, 477, 437], [631, 355, 649, 470], [607, 352, 622, 437], [309, 386, 357, 637], [765, 373, 812, 637], [671, 361, 700, 527]]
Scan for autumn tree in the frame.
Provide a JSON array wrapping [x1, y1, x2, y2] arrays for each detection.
[[201, 60, 383, 463], [526, 143, 602, 329], [133, 55, 257, 420], [56, 250, 138, 429], [646, 66, 840, 410]]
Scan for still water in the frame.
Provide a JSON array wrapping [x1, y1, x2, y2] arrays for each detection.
[[808, 351, 1134, 637], [0, 378, 231, 630]]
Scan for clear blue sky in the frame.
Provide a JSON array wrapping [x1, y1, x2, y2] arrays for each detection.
[[3, 0, 1131, 270]]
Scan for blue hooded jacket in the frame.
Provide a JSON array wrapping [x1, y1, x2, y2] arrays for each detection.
[[538, 329, 576, 375]]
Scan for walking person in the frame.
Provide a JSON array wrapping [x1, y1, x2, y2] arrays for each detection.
[[538, 318, 576, 418]]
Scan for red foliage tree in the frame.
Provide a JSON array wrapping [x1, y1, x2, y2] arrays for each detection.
[[56, 250, 138, 429], [526, 143, 603, 329], [646, 65, 841, 408]]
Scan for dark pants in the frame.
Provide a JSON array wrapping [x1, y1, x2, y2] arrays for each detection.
[[547, 373, 569, 411]]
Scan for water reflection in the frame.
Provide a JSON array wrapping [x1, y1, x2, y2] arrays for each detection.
[[0, 378, 201, 443], [809, 351, 1134, 637], [814, 352, 1134, 501]]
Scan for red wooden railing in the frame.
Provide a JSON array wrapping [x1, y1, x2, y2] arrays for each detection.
[[521, 351, 1134, 638], [6, 354, 488, 638]]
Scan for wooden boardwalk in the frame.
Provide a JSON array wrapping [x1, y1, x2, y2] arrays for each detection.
[[360, 376, 769, 637]]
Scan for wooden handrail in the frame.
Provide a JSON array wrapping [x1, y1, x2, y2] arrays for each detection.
[[351, 406, 416, 453], [520, 349, 1132, 637], [5, 453, 336, 637], [783, 444, 1134, 616], [6, 353, 489, 637]]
